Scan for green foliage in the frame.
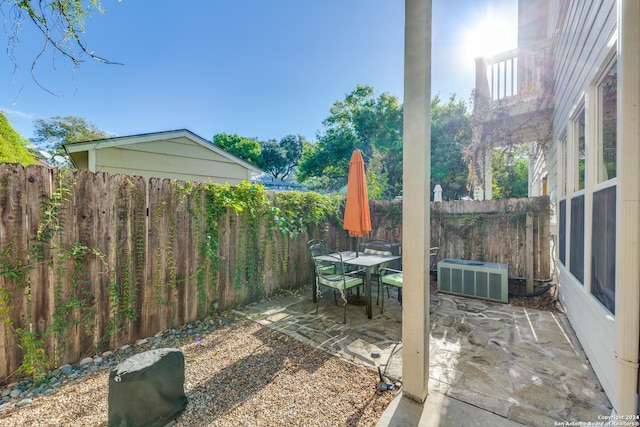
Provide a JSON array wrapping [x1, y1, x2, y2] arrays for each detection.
[[298, 86, 472, 201], [0, 244, 30, 290], [213, 133, 264, 168], [15, 329, 49, 381], [37, 169, 73, 242], [31, 115, 110, 162], [15, 0, 104, 40], [0, 169, 345, 381], [365, 148, 391, 201], [107, 177, 145, 335], [0, 112, 36, 166], [260, 135, 305, 181], [492, 147, 529, 199], [430, 95, 473, 200], [52, 242, 103, 337], [297, 85, 403, 198], [270, 191, 341, 239]]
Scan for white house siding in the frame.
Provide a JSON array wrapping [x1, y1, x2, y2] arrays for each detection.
[[550, 0, 618, 404], [546, 141, 558, 225], [95, 137, 251, 184]]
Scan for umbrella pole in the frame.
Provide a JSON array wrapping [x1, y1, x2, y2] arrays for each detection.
[[356, 236, 359, 257]]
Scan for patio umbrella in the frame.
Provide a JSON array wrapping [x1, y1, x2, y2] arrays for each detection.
[[343, 149, 371, 255]]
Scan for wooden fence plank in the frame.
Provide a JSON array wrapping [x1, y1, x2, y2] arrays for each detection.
[[91, 172, 114, 353], [109, 175, 130, 348], [182, 189, 199, 324], [130, 176, 147, 340], [219, 211, 233, 308], [170, 181, 189, 327], [74, 170, 100, 357], [0, 164, 28, 379], [24, 166, 55, 368], [52, 169, 81, 366], [163, 180, 179, 329], [143, 178, 164, 338]]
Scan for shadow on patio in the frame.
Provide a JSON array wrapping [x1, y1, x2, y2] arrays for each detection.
[[240, 285, 612, 426]]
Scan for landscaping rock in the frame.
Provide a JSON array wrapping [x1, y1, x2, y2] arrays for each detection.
[[16, 398, 32, 407], [79, 357, 93, 366]]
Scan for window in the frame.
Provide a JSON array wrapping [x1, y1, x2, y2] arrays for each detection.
[[559, 199, 566, 265], [591, 186, 616, 313], [591, 58, 617, 313], [575, 109, 586, 191], [562, 138, 568, 196], [570, 195, 584, 284], [597, 61, 617, 183]]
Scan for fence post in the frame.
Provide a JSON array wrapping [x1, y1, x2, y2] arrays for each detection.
[[433, 184, 442, 202]]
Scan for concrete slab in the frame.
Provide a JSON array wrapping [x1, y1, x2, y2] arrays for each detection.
[[377, 391, 525, 427], [240, 286, 612, 426]]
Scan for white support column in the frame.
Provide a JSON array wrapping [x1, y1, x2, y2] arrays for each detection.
[[402, 0, 431, 403], [615, 0, 640, 415]]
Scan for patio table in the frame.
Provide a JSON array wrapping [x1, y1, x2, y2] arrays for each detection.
[[315, 251, 401, 319]]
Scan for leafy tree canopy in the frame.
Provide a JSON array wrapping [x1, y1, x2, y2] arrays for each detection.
[[213, 133, 264, 168], [492, 146, 529, 199], [297, 85, 473, 201], [297, 84, 403, 198], [430, 94, 473, 200], [0, 112, 36, 166], [260, 135, 305, 181], [31, 116, 110, 162]]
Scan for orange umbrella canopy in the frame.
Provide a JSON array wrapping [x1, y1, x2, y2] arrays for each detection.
[[343, 149, 371, 237]]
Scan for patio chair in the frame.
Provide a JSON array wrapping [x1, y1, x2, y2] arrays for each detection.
[[379, 247, 439, 314], [360, 239, 395, 305], [307, 239, 335, 275], [311, 249, 365, 324]]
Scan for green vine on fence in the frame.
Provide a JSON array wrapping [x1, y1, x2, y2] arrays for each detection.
[[15, 329, 48, 380], [1, 169, 345, 383], [106, 177, 145, 341], [37, 169, 73, 243]]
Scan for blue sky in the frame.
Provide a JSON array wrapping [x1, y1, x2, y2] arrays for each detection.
[[1, 0, 517, 143]]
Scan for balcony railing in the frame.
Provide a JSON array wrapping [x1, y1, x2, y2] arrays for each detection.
[[475, 38, 554, 103]]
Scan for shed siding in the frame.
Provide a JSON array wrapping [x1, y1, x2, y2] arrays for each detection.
[[551, 0, 617, 403], [95, 137, 251, 184]]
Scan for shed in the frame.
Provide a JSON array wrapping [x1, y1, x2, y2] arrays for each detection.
[[63, 129, 262, 184]]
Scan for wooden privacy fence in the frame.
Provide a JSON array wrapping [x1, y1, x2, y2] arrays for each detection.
[[430, 196, 551, 282], [0, 164, 342, 382], [0, 163, 548, 383]]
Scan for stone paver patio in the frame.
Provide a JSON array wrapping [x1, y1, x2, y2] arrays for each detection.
[[240, 286, 612, 425]]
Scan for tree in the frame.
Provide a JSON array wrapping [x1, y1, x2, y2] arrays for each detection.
[[260, 135, 304, 181], [298, 85, 472, 200], [492, 146, 529, 199], [430, 94, 473, 200], [213, 133, 264, 168], [31, 116, 110, 162], [2, 1, 118, 80], [297, 85, 403, 198], [0, 112, 36, 166]]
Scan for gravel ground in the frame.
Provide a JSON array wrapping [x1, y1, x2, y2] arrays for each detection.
[[0, 317, 397, 427]]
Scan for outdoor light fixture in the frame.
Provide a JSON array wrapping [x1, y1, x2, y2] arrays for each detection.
[[371, 351, 383, 382]]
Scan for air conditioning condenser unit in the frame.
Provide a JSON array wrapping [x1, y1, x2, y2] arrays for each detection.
[[437, 258, 508, 303]]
